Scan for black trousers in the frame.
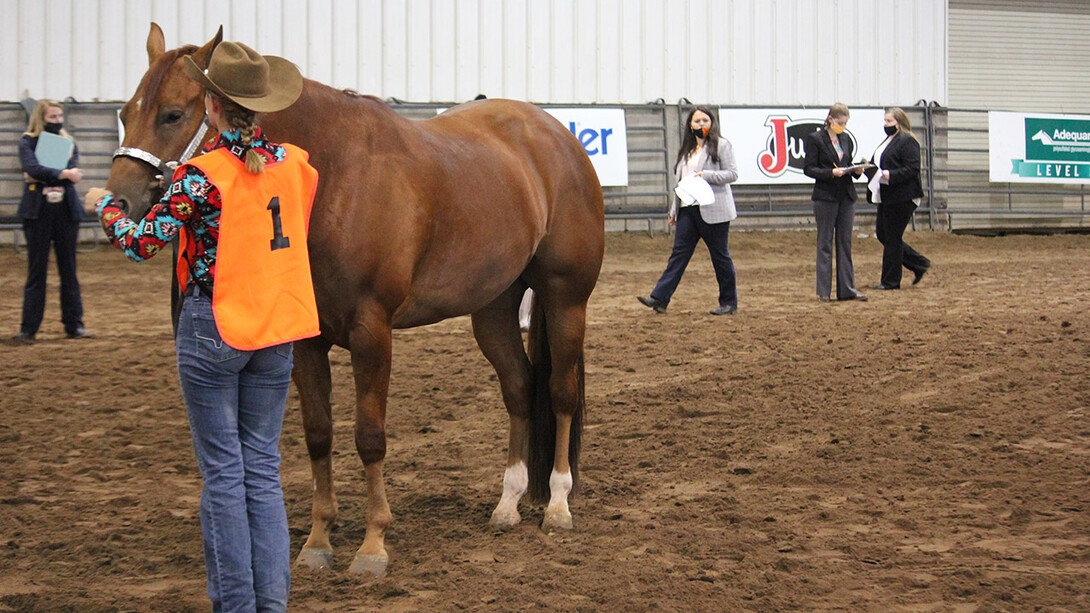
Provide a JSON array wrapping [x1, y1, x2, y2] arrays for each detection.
[[650, 206, 737, 308], [875, 200, 930, 288], [20, 201, 84, 335]]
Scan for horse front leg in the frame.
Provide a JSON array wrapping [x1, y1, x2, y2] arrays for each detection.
[[345, 318, 394, 577], [492, 418, 530, 529], [470, 288, 533, 530], [291, 337, 339, 570]]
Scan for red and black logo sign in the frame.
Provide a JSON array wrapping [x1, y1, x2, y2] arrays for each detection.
[[758, 116, 857, 178]]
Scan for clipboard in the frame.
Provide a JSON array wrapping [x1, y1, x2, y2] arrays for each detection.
[[839, 162, 874, 173], [34, 131, 75, 170]]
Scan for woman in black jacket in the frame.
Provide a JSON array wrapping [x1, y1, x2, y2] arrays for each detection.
[[13, 99, 87, 343], [865, 107, 931, 290], [803, 103, 867, 302]]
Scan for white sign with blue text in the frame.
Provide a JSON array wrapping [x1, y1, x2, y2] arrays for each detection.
[[544, 108, 629, 186]]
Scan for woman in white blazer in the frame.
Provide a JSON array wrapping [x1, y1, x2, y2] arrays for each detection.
[[638, 106, 739, 316]]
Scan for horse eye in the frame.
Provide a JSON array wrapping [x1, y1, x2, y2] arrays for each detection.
[[162, 111, 184, 125]]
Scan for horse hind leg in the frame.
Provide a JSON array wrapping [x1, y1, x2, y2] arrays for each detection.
[[527, 289, 590, 533], [292, 337, 338, 570], [471, 283, 533, 530]]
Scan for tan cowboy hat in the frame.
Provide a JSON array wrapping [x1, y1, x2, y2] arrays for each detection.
[[183, 41, 302, 113]]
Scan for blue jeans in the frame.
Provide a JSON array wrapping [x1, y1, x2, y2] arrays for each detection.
[[176, 291, 293, 613]]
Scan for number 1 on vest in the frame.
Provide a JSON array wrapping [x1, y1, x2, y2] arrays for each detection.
[[268, 197, 291, 250]]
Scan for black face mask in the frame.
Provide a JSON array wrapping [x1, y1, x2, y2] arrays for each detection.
[[690, 126, 709, 140], [44, 122, 63, 134], [884, 125, 898, 136]]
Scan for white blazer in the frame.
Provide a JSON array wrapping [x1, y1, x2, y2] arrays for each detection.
[[671, 138, 739, 224]]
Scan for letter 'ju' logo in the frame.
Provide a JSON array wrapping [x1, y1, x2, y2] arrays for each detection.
[[758, 116, 856, 178]]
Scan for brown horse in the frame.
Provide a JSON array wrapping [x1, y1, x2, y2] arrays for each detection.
[[105, 24, 604, 576]]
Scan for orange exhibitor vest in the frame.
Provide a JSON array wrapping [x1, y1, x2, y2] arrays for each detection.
[[180, 143, 320, 350]]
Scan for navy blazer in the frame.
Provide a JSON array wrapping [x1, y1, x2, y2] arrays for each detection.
[[17, 133, 84, 222], [803, 129, 858, 204], [865, 132, 924, 204]]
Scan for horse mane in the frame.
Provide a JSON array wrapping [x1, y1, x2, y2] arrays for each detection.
[[137, 45, 199, 101], [339, 88, 391, 106]]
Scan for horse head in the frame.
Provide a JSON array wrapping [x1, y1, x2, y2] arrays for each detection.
[[106, 23, 221, 219]]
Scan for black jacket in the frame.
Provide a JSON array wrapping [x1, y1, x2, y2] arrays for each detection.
[[865, 132, 924, 204], [17, 133, 84, 222], [804, 129, 857, 203]]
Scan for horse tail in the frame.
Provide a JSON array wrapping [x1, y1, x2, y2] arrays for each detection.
[[526, 294, 584, 504]]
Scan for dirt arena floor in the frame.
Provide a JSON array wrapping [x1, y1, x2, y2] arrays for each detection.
[[1, 228, 1088, 612]]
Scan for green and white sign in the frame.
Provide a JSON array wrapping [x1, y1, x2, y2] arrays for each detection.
[[990, 111, 1090, 184]]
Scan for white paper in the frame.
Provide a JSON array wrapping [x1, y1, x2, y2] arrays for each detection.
[[868, 170, 884, 203], [674, 184, 697, 205], [674, 173, 716, 206]]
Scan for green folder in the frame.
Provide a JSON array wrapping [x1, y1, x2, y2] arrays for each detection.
[[34, 131, 75, 170]]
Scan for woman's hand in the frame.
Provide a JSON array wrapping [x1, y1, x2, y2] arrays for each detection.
[[60, 168, 84, 183], [84, 187, 112, 213], [832, 167, 847, 178], [668, 213, 676, 227], [882, 170, 891, 181]]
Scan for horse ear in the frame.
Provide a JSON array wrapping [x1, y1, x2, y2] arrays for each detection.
[[147, 22, 165, 65], [190, 26, 224, 70]]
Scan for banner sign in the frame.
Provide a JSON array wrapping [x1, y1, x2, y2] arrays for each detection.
[[989, 111, 1090, 184], [718, 108, 888, 184], [544, 108, 629, 186]]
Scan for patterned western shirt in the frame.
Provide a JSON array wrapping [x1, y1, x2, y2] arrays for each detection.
[[96, 127, 287, 291]]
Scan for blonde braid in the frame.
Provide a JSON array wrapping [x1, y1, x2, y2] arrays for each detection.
[[238, 123, 265, 174], [214, 93, 266, 174]]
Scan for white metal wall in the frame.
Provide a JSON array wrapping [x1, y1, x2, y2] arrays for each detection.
[[1, 0, 947, 105]]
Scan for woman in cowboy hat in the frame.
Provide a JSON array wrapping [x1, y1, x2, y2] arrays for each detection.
[[88, 41, 318, 612]]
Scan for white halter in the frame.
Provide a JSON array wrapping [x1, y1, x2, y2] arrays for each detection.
[[113, 117, 210, 176]]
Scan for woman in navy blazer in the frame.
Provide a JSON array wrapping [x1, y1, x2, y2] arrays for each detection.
[[865, 107, 930, 290], [13, 99, 87, 343], [804, 103, 867, 303], [638, 106, 740, 316]]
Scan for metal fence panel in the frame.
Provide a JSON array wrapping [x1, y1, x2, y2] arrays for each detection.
[[931, 107, 1090, 232], [5, 99, 1090, 240]]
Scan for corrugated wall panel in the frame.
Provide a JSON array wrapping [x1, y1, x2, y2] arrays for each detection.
[[950, 2, 1090, 112], [1, 0, 946, 105], [359, 0, 384, 95], [548, 0, 573, 102]]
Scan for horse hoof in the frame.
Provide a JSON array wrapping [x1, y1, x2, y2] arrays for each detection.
[[348, 554, 388, 577], [541, 513, 574, 533], [295, 547, 334, 570], [489, 508, 521, 530]]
